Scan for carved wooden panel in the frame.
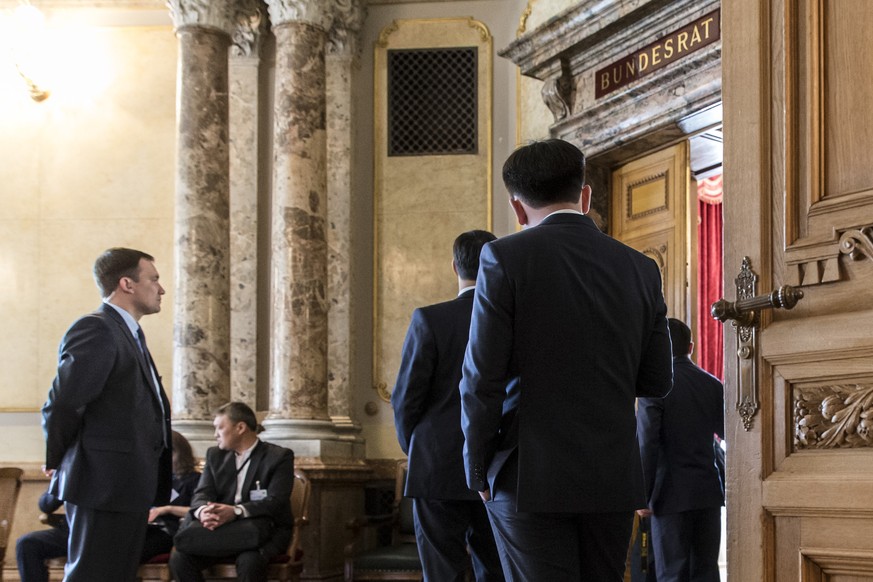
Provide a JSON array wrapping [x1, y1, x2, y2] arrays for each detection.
[[794, 384, 873, 450], [611, 143, 688, 318], [800, 548, 873, 581], [784, 0, 873, 285]]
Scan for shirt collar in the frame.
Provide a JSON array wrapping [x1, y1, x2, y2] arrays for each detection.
[[458, 285, 476, 296], [544, 209, 585, 220], [103, 300, 139, 338], [235, 438, 260, 462]]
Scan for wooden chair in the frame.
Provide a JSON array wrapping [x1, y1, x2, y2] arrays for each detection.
[[344, 460, 422, 581], [47, 468, 311, 582], [0, 468, 24, 582], [201, 467, 312, 581]]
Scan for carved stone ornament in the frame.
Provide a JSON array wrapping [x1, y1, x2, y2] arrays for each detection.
[[541, 77, 570, 121], [231, 0, 266, 58], [167, 0, 236, 33], [795, 385, 873, 449], [265, 0, 331, 30], [540, 59, 575, 122], [327, 0, 366, 57]]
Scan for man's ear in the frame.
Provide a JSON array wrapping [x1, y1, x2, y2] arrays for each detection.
[[510, 198, 528, 226], [580, 184, 592, 214], [451, 260, 459, 277]]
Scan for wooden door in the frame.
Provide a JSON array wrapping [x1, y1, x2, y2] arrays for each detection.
[[723, 0, 873, 579], [611, 142, 691, 320]]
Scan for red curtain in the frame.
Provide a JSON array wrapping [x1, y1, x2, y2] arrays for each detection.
[[697, 176, 723, 380]]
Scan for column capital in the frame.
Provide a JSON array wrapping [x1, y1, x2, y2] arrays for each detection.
[[231, 0, 267, 58], [265, 0, 331, 30], [327, 0, 366, 58], [168, 0, 236, 34]]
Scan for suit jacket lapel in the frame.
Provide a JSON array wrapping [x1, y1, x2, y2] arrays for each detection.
[[100, 304, 163, 404], [215, 450, 238, 504]]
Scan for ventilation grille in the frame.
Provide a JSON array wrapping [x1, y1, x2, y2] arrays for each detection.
[[388, 47, 478, 156]]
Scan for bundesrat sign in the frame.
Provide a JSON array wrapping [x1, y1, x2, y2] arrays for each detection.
[[595, 9, 720, 99]]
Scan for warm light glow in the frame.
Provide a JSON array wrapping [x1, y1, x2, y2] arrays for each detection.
[[7, 2, 52, 101]]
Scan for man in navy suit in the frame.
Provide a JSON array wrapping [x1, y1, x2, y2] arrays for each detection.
[[392, 230, 504, 582], [460, 139, 673, 581], [42, 247, 172, 581], [637, 318, 725, 582], [170, 402, 295, 582]]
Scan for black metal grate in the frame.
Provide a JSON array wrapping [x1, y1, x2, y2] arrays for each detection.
[[388, 47, 478, 156]]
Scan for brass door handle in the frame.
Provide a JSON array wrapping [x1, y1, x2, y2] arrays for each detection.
[[711, 285, 804, 327], [711, 257, 805, 430]]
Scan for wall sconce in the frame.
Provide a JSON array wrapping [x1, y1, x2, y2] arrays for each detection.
[[9, 1, 51, 102]]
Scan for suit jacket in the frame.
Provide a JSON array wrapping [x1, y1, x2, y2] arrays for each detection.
[[190, 441, 295, 557], [392, 289, 480, 500], [42, 303, 172, 513], [460, 212, 673, 513], [637, 356, 725, 514]]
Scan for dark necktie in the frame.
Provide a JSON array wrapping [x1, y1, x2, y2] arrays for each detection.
[[137, 326, 167, 446], [136, 327, 154, 371]]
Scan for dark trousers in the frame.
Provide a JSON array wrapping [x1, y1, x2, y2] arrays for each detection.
[[485, 499, 634, 582], [169, 549, 268, 582], [15, 521, 172, 582], [651, 508, 721, 582], [413, 498, 504, 582], [65, 502, 148, 582], [16, 527, 66, 582], [483, 450, 634, 581]]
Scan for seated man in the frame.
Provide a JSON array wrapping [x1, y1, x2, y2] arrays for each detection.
[[16, 430, 200, 582], [170, 402, 295, 582]]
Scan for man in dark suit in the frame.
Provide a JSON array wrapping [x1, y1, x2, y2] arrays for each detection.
[[460, 139, 673, 581], [392, 230, 504, 582], [42, 247, 172, 582], [170, 402, 295, 582], [636, 318, 725, 582]]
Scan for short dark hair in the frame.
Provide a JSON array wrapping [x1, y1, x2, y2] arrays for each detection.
[[93, 248, 154, 298], [216, 401, 264, 434], [668, 318, 692, 357], [453, 230, 497, 280], [502, 139, 586, 208], [171, 430, 197, 476]]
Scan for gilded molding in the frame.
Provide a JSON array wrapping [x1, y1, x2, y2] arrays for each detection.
[[795, 384, 873, 449], [376, 20, 400, 48], [231, 0, 266, 58], [167, 0, 235, 33], [327, 0, 366, 57], [517, 1, 534, 36], [265, 0, 331, 30], [466, 18, 491, 42], [642, 243, 667, 294], [626, 171, 669, 220]]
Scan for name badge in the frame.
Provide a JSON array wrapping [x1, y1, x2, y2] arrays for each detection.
[[250, 480, 267, 501]]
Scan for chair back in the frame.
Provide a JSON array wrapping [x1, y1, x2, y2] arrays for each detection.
[[0, 467, 24, 564], [393, 461, 416, 544], [288, 468, 311, 560]]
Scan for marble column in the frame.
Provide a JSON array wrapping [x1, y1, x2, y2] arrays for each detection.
[[262, 0, 341, 457], [229, 0, 265, 409], [167, 0, 235, 453], [326, 0, 365, 455]]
